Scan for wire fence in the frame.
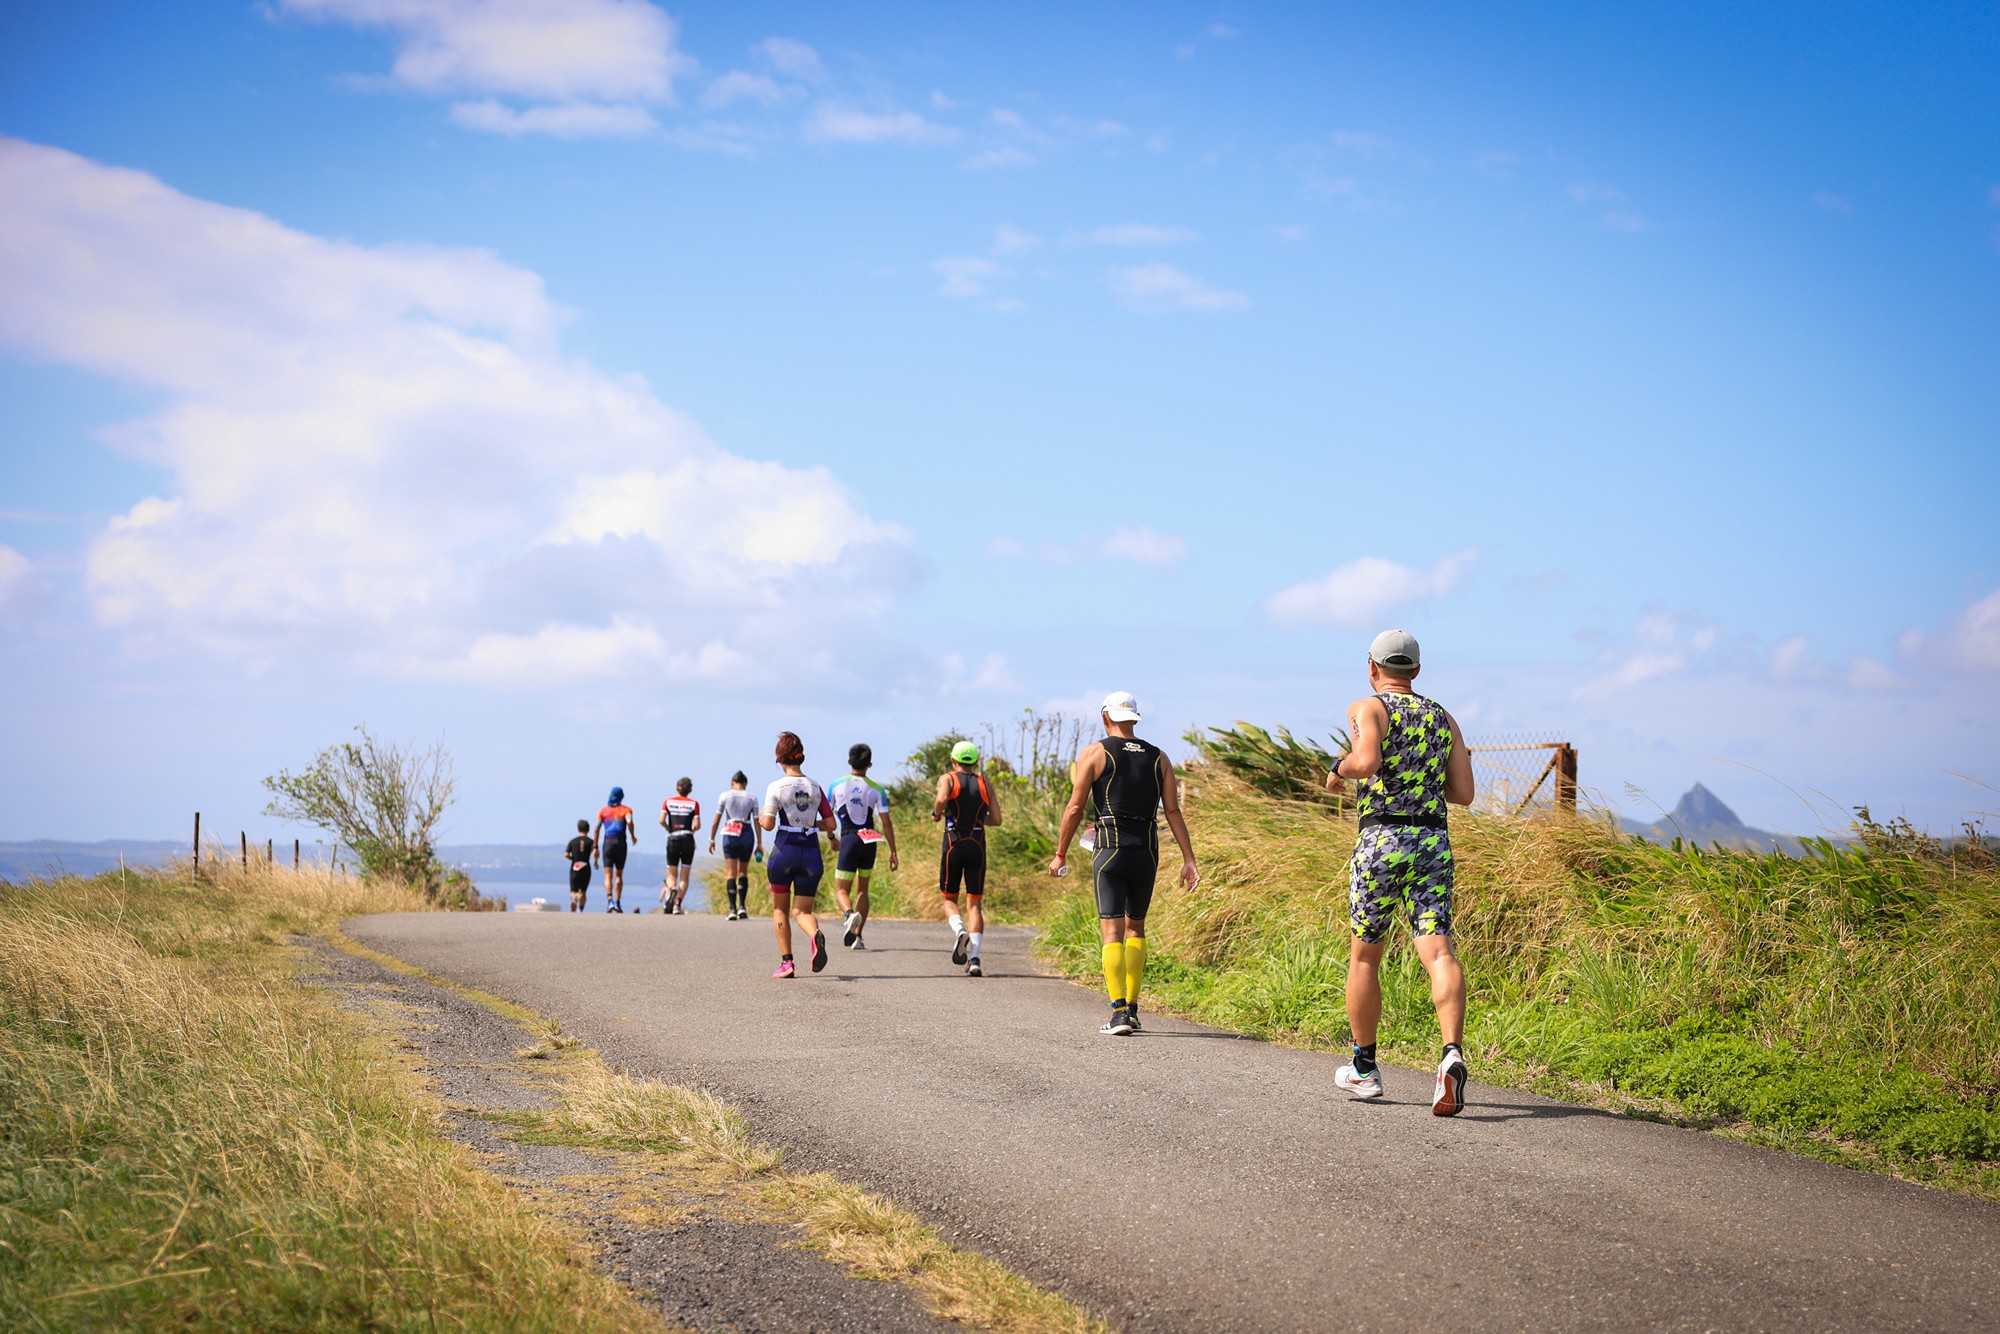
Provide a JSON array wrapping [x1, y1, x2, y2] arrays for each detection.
[[1464, 733, 1576, 816]]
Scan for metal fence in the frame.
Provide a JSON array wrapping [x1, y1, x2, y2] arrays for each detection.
[[1465, 733, 1576, 816]]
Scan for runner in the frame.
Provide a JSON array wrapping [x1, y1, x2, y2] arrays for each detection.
[[708, 770, 763, 920], [1048, 692, 1199, 1035], [564, 819, 594, 912], [1324, 629, 1476, 1116], [595, 786, 637, 913], [659, 777, 700, 914], [829, 743, 898, 950], [932, 741, 1002, 977], [759, 732, 836, 977]]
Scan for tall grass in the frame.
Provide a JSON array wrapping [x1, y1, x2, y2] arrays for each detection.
[[0, 861, 657, 1331], [1038, 764, 2000, 1190]]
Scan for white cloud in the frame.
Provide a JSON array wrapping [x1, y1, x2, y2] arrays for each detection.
[[281, 0, 691, 103], [1207, 22, 1240, 38], [1811, 190, 1853, 215], [1846, 656, 1904, 691], [0, 137, 912, 690], [1266, 549, 1477, 629], [963, 147, 1036, 170], [940, 652, 1020, 696], [700, 70, 785, 109], [805, 104, 955, 145], [1572, 611, 1724, 701], [0, 545, 29, 611], [991, 224, 1040, 255], [1770, 633, 1813, 683], [1108, 263, 1248, 314], [987, 529, 1185, 570], [989, 108, 1025, 130], [1076, 223, 1197, 247], [1269, 223, 1310, 241], [1950, 589, 2000, 671], [756, 37, 821, 77], [1100, 526, 1186, 567], [448, 99, 656, 137], [931, 256, 1005, 299]]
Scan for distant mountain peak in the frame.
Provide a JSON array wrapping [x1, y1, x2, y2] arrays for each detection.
[[1670, 783, 1743, 829]]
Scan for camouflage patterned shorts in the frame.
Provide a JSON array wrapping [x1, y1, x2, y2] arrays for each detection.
[[1348, 824, 1454, 942]]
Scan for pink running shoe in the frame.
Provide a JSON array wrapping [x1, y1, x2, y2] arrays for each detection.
[[772, 959, 796, 978]]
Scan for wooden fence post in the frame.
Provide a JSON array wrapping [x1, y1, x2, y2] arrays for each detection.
[[241, 831, 248, 867], [193, 811, 201, 878], [266, 838, 273, 866], [1556, 744, 1578, 814], [294, 838, 300, 871]]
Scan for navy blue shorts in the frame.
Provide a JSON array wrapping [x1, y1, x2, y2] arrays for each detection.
[[720, 834, 756, 862], [837, 830, 881, 874], [601, 838, 627, 871], [767, 835, 823, 897]]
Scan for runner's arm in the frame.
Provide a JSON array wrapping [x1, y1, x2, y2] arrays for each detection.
[[1444, 711, 1476, 807], [881, 808, 899, 870], [931, 773, 950, 821], [591, 821, 603, 865], [1160, 750, 1201, 890], [1327, 697, 1387, 792], [707, 807, 721, 847], [984, 785, 1003, 827], [1048, 747, 1103, 875]]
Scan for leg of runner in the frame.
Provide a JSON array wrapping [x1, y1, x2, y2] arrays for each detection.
[[964, 890, 985, 976], [792, 893, 826, 973], [770, 886, 796, 976], [1336, 937, 1387, 1099], [1098, 915, 1133, 1035], [1418, 932, 1468, 1115], [849, 870, 870, 946]]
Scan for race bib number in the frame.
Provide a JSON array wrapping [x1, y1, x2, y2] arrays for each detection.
[[857, 829, 887, 844], [722, 821, 746, 838]]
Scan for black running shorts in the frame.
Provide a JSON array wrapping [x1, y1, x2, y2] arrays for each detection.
[[1093, 824, 1159, 921], [939, 833, 986, 898], [601, 838, 627, 871], [837, 830, 880, 874], [665, 832, 696, 868]]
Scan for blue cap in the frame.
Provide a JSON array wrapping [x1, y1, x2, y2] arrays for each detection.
[[609, 786, 624, 803]]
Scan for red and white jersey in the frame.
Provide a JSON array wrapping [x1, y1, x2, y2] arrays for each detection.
[[661, 795, 701, 835]]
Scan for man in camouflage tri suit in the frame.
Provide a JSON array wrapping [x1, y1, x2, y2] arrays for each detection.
[[1325, 629, 1476, 1115]]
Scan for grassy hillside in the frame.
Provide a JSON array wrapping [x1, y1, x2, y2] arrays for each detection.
[[0, 859, 660, 1331], [1035, 741, 2000, 1196]]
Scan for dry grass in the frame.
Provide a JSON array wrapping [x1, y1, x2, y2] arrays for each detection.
[[0, 861, 663, 1332], [489, 1019, 1111, 1332]]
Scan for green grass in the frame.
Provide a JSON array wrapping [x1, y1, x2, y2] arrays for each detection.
[[1034, 755, 2000, 1197], [0, 860, 662, 1332]]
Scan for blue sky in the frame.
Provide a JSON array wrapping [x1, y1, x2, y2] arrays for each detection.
[[2, 0, 1996, 844]]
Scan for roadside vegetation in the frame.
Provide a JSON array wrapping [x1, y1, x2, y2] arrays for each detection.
[[1031, 722, 2000, 1196], [0, 857, 657, 1331]]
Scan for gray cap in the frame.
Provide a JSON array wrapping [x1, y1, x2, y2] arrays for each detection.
[[1369, 628, 1421, 670]]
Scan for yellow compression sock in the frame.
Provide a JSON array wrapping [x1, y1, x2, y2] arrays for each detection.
[[1123, 937, 1147, 1007], [1101, 941, 1126, 1003]]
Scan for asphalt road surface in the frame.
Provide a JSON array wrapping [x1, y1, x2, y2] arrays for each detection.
[[347, 911, 2000, 1332]]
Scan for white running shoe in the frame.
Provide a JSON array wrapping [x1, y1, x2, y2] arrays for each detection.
[[951, 930, 971, 965], [1335, 1063, 1384, 1100], [843, 912, 861, 948], [1432, 1050, 1468, 1117]]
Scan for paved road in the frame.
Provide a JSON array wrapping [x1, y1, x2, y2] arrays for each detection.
[[348, 912, 2000, 1332]]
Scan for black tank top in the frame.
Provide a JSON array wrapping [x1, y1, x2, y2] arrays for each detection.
[[943, 771, 990, 836], [1091, 736, 1163, 832]]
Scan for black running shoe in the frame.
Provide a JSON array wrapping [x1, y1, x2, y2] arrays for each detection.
[[966, 956, 983, 977], [951, 930, 971, 965], [842, 912, 860, 948], [1099, 1005, 1134, 1037], [810, 930, 828, 973], [1127, 1004, 1142, 1032]]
